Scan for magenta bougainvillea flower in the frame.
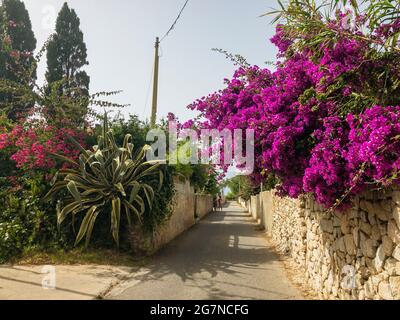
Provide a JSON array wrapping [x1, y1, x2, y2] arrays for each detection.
[[188, 11, 400, 209]]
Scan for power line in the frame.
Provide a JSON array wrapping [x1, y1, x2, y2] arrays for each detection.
[[149, 0, 190, 125], [160, 0, 190, 42]]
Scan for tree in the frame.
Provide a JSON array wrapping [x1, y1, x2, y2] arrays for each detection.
[[0, 0, 37, 120], [45, 2, 90, 125], [226, 175, 256, 201]]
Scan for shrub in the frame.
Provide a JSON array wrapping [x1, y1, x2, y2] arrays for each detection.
[[105, 114, 177, 235], [45, 115, 164, 247], [0, 174, 68, 263], [0, 114, 86, 171], [225, 175, 258, 201]]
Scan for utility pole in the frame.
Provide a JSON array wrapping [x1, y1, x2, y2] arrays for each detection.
[[150, 37, 160, 127]]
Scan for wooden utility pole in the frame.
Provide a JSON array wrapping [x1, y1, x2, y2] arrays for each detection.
[[150, 37, 160, 127]]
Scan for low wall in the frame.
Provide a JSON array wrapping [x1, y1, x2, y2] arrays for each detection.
[[239, 193, 272, 233], [250, 195, 260, 221], [151, 179, 196, 252], [238, 197, 247, 208], [132, 178, 213, 254], [260, 191, 273, 235], [195, 194, 213, 219], [241, 189, 400, 300]]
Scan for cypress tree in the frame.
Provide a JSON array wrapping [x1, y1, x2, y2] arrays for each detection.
[[45, 2, 90, 124], [0, 0, 37, 120]]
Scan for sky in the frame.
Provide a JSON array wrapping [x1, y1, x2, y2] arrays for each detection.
[[21, 0, 278, 123]]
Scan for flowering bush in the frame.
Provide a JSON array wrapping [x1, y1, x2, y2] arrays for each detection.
[[303, 116, 351, 208], [0, 174, 69, 263], [188, 3, 400, 209], [345, 106, 400, 188], [0, 116, 85, 171], [0, 114, 87, 261]]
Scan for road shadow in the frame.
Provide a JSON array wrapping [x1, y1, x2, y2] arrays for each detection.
[[120, 202, 295, 299]]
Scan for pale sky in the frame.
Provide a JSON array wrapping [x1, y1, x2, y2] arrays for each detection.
[[22, 0, 278, 122]]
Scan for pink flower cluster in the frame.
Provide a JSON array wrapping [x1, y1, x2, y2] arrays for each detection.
[[0, 120, 85, 170], [188, 13, 400, 209]]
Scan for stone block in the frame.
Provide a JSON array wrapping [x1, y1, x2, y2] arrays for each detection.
[[378, 280, 393, 300], [384, 258, 400, 276], [374, 244, 386, 272], [382, 235, 394, 256], [393, 206, 400, 230], [344, 234, 356, 255], [388, 220, 400, 245], [393, 245, 400, 262], [389, 276, 400, 299], [320, 218, 334, 233]]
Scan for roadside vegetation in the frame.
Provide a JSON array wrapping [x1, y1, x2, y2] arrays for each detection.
[[0, 0, 221, 264]]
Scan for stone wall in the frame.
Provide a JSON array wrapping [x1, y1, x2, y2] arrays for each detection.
[[241, 189, 400, 300], [260, 191, 273, 235], [195, 194, 214, 220], [151, 179, 196, 252], [250, 195, 260, 222], [132, 178, 213, 254]]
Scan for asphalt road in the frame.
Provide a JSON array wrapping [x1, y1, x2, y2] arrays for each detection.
[[109, 201, 303, 300]]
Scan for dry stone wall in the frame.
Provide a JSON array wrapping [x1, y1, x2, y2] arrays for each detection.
[[242, 188, 400, 300]]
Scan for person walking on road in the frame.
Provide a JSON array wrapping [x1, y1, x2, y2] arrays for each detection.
[[217, 194, 223, 211], [213, 196, 218, 212]]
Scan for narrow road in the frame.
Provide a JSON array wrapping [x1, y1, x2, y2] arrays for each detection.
[[110, 202, 303, 300]]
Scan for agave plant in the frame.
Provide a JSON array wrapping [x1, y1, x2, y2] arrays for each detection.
[[44, 114, 163, 247]]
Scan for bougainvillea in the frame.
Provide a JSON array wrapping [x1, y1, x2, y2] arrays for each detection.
[[188, 7, 400, 210], [345, 106, 400, 189], [0, 117, 85, 171], [303, 116, 351, 208]]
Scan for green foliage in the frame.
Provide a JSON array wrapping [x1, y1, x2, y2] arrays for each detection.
[[0, 0, 37, 120], [0, 174, 68, 263], [165, 134, 222, 197], [212, 48, 251, 68], [45, 2, 90, 124], [263, 0, 400, 116], [265, 0, 400, 54], [141, 165, 175, 233], [0, 1, 154, 261], [0, 114, 15, 176], [45, 114, 164, 248], [105, 114, 176, 234], [0, 0, 37, 79], [110, 113, 149, 150], [332, 0, 400, 36], [0, 2, 127, 125], [0, 44, 127, 127], [190, 165, 221, 196], [226, 175, 258, 201], [168, 156, 221, 196]]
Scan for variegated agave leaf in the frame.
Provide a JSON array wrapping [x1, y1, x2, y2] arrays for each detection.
[[44, 114, 163, 248]]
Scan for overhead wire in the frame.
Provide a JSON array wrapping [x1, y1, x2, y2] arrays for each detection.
[[160, 0, 190, 43], [144, 0, 190, 121]]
